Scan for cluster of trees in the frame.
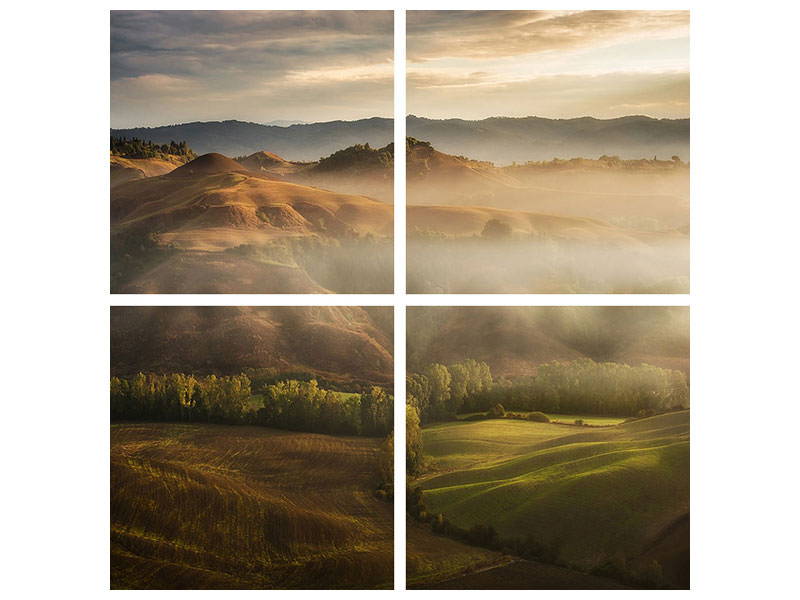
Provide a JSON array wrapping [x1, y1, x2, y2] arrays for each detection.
[[408, 358, 689, 422], [407, 359, 493, 423], [260, 379, 392, 436], [110, 372, 251, 423], [313, 142, 393, 173], [110, 373, 393, 436], [111, 137, 197, 160], [244, 366, 379, 395], [471, 359, 689, 416]]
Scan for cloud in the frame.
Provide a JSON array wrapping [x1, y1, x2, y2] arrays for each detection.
[[407, 10, 688, 62], [110, 10, 393, 127], [408, 70, 690, 120], [407, 10, 689, 119]]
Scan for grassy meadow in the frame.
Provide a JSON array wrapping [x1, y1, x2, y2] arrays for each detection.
[[412, 411, 689, 588], [111, 423, 393, 589]]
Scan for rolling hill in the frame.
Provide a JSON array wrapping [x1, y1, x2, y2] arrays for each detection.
[[234, 143, 394, 203], [110, 152, 394, 293], [407, 307, 690, 378], [404, 137, 688, 293], [110, 155, 186, 188], [111, 306, 393, 385], [407, 517, 627, 589], [111, 423, 393, 589], [406, 138, 689, 231], [415, 411, 690, 588], [407, 115, 690, 165]]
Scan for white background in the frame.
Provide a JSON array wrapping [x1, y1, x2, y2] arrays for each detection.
[[2, 1, 799, 597]]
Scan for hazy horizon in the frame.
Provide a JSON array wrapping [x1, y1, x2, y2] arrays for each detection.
[[111, 10, 393, 129], [408, 10, 689, 121], [111, 112, 688, 132]]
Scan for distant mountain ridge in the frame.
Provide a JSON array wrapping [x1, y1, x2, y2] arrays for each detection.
[[112, 114, 688, 164], [407, 115, 690, 165], [111, 118, 393, 161]]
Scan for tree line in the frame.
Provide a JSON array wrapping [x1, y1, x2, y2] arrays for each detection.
[[110, 373, 393, 436], [111, 136, 197, 161], [407, 357, 689, 424]]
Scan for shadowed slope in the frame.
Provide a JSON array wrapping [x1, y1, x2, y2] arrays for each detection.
[[110, 306, 394, 385]]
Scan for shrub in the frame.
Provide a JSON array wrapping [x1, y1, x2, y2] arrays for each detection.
[[488, 403, 506, 418], [527, 411, 550, 423], [635, 560, 664, 587], [463, 413, 488, 421]]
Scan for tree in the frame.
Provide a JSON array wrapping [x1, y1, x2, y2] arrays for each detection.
[[406, 405, 423, 475], [481, 218, 512, 240], [448, 362, 469, 413], [377, 431, 394, 495], [424, 363, 451, 420], [407, 373, 431, 421]]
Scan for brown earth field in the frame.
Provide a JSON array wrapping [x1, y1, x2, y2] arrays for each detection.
[[110, 306, 393, 385], [111, 423, 393, 589]]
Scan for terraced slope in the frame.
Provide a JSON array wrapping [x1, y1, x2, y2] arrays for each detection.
[[111, 423, 393, 589], [416, 411, 689, 587]]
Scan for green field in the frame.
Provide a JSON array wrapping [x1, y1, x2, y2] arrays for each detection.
[[415, 411, 689, 588], [111, 423, 393, 589]]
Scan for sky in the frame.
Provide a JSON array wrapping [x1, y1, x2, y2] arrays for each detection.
[[407, 10, 690, 120], [110, 11, 393, 128]]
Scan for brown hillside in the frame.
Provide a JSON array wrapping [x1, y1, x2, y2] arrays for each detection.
[[114, 252, 327, 294], [237, 151, 300, 176], [168, 152, 249, 177], [110, 306, 393, 384], [112, 164, 393, 251], [110, 155, 180, 187]]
